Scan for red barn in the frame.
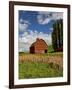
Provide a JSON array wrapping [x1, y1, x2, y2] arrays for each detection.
[[30, 38, 48, 54]]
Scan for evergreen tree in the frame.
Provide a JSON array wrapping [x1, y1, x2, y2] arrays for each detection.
[[52, 19, 63, 51]]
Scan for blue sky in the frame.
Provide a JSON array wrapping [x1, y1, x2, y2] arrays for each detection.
[[18, 10, 63, 52], [19, 11, 55, 34]]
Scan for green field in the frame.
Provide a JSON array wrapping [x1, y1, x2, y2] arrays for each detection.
[[19, 60, 63, 79], [19, 45, 63, 79]]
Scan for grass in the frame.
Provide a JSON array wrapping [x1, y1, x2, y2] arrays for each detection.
[[48, 45, 54, 53], [19, 51, 63, 56], [19, 61, 63, 79], [19, 45, 63, 79]]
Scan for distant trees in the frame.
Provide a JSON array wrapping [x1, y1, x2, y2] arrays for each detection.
[[52, 19, 63, 51]]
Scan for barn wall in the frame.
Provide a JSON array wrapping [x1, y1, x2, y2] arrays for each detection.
[[35, 49, 45, 54], [30, 38, 48, 54]]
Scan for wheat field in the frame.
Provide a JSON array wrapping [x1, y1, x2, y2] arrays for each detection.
[[19, 53, 63, 67], [19, 52, 63, 79]]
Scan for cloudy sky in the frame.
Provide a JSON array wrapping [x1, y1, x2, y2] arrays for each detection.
[[18, 11, 63, 52]]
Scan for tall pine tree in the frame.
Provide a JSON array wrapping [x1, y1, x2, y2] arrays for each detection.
[[52, 19, 63, 51]]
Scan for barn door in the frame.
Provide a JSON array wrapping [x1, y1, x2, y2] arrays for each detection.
[[45, 50, 47, 53]]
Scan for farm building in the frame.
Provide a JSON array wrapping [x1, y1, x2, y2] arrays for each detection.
[[30, 38, 48, 54]]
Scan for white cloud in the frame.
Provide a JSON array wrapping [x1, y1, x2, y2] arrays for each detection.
[[37, 12, 63, 25], [52, 12, 63, 20], [37, 15, 51, 25], [19, 30, 52, 52], [37, 12, 52, 25], [19, 19, 30, 32], [49, 27, 53, 31]]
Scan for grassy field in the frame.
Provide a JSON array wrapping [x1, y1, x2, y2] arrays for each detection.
[[19, 61, 63, 79], [19, 51, 63, 79], [19, 45, 63, 79], [19, 52, 63, 66]]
